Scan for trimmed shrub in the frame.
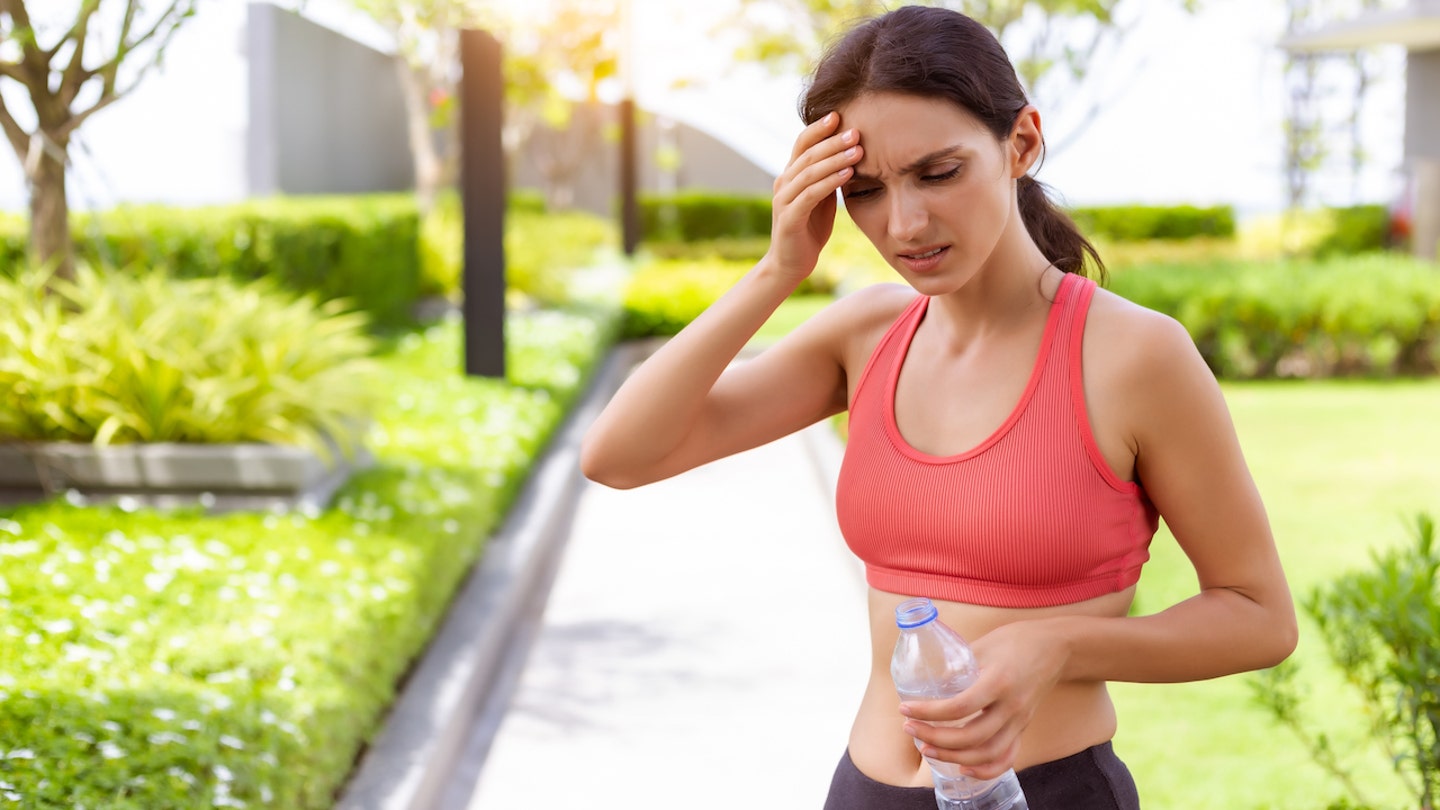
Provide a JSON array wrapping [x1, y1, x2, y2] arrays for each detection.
[[68, 196, 422, 329], [1109, 254, 1440, 378], [1069, 204, 1236, 241], [639, 191, 772, 242], [1315, 204, 1391, 256], [508, 189, 548, 215], [622, 259, 749, 338], [642, 236, 771, 264], [420, 191, 616, 306]]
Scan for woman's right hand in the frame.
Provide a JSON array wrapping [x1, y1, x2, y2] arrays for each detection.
[[765, 111, 864, 286]]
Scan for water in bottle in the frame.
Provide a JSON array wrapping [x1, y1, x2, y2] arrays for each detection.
[[890, 597, 1029, 810]]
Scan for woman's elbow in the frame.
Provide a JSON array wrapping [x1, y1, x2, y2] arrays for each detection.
[[579, 436, 643, 489], [1259, 602, 1301, 669]]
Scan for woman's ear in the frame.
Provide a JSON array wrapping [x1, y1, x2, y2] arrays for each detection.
[[1009, 106, 1044, 179]]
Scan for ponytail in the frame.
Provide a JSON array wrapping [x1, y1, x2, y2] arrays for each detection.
[[1017, 175, 1106, 282]]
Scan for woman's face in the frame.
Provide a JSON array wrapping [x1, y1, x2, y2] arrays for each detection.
[[836, 92, 1027, 293]]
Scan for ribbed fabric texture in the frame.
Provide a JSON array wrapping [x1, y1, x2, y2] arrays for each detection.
[[836, 273, 1159, 609]]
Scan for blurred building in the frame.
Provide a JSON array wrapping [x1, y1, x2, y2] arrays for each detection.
[[1281, 0, 1440, 260], [249, 3, 773, 208], [247, 3, 413, 196]]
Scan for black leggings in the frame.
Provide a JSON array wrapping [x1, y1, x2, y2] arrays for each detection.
[[822, 742, 1140, 809]]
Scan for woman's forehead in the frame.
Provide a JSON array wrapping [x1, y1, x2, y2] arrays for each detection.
[[838, 93, 994, 172], [837, 92, 990, 142]]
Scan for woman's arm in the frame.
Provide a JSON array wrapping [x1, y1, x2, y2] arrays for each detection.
[[1052, 310, 1298, 681], [582, 260, 840, 488], [902, 309, 1298, 777], [581, 112, 868, 488]]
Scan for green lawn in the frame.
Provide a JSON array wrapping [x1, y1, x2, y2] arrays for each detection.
[[1115, 379, 1440, 810]]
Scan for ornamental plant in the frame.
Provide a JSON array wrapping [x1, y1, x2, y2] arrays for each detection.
[[1252, 514, 1440, 810], [0, 266, 380, 459]]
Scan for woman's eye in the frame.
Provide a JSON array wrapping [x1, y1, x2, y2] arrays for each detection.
[[844, 187, 879, 200], [922, 166, 962, 182]]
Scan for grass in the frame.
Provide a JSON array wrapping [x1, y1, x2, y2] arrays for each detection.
[[1113, 378, 1440, 810]]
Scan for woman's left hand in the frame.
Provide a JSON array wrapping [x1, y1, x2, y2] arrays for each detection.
[[898, 619, 1068, 779]]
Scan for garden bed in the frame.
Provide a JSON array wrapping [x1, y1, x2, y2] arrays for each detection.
[[0, 307, 618, 809]]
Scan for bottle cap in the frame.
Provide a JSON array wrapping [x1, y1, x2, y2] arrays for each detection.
[[894, 597, 938, 628]]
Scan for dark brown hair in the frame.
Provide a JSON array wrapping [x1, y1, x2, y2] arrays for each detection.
[[800, 5, 1104, 279]]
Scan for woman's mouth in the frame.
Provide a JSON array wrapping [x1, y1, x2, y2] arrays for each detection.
[[896, 245, 949, 273]]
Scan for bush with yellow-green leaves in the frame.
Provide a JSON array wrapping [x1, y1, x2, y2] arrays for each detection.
[[0, 267, 378, 458]]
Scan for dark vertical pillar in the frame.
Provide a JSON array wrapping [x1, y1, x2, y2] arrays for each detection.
[[460, 29, 506, 378], [619, 97, 642, 256]]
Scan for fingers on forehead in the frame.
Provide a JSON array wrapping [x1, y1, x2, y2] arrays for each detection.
[[792, 112, 838, 160]]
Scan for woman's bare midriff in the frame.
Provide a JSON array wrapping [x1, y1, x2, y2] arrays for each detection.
[[846, 585, 1136, 788]]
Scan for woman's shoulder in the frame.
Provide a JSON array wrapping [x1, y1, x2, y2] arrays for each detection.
[[1085, 283, 1199, 370], [791, 281, 918, 343], [834, 281, 921, 322], [1083, 282, 1218, 413], [781, 281, 918, 375]]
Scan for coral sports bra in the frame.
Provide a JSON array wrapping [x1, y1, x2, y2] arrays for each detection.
[[835, 273, 1159, 609]]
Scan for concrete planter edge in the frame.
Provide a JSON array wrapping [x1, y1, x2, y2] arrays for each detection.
[[0, 440, 372, 511]]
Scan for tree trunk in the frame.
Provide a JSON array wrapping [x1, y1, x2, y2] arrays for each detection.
[[395, 56, 443, 215], [27, 138, 73, 281]]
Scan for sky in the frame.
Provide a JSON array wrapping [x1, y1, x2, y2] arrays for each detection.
[[616, 0, 1409, 217], [0, 0, 1410, 218]]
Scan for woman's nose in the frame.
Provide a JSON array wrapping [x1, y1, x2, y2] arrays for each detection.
[[887, 192, 928, 242]]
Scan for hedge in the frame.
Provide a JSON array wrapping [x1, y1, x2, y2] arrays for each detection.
[[1108, 253, 1440, 378], [1067, 204, 1236, 241], [622, 260, 750, 338], [420, 191, 615, 306], [1315, 204, 1391, 256], [638, 191, 771, 242], [1, 193, 618, 327], [620, 250, 1440, 379], [0, 197, 422, 330], [633, 193, 1236, 245]]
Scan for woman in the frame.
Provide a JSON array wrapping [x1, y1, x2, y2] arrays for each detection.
[[581, 6, 1297, 808]]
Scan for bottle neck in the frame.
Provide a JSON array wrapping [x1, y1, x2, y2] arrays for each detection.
[[895, 597, 938, 629]]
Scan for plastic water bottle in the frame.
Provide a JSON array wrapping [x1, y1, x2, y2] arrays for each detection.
[[891, 597, 1029, 810]]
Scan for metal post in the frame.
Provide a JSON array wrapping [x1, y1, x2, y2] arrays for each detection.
[[460, 29, 506, 378], [619, 97, 641, 255], [618, 0, 641, 255]]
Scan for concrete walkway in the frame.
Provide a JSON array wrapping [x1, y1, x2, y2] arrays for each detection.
[[464, 418, 873, 808]]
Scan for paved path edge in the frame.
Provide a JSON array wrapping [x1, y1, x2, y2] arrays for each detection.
[[335, 339, 653, 810]]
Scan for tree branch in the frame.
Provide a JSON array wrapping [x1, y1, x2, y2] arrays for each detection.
[[56, 0, 196, 138], [57, 0, 193, 110], [0, 90, 31, 165], [39, 0, 100, 60], [55, 0, 103, 108], [54, 83, 121, 142], [0, 0, 44, 65], [0, 0, 54, 98], [0, 57, 25, 82]]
